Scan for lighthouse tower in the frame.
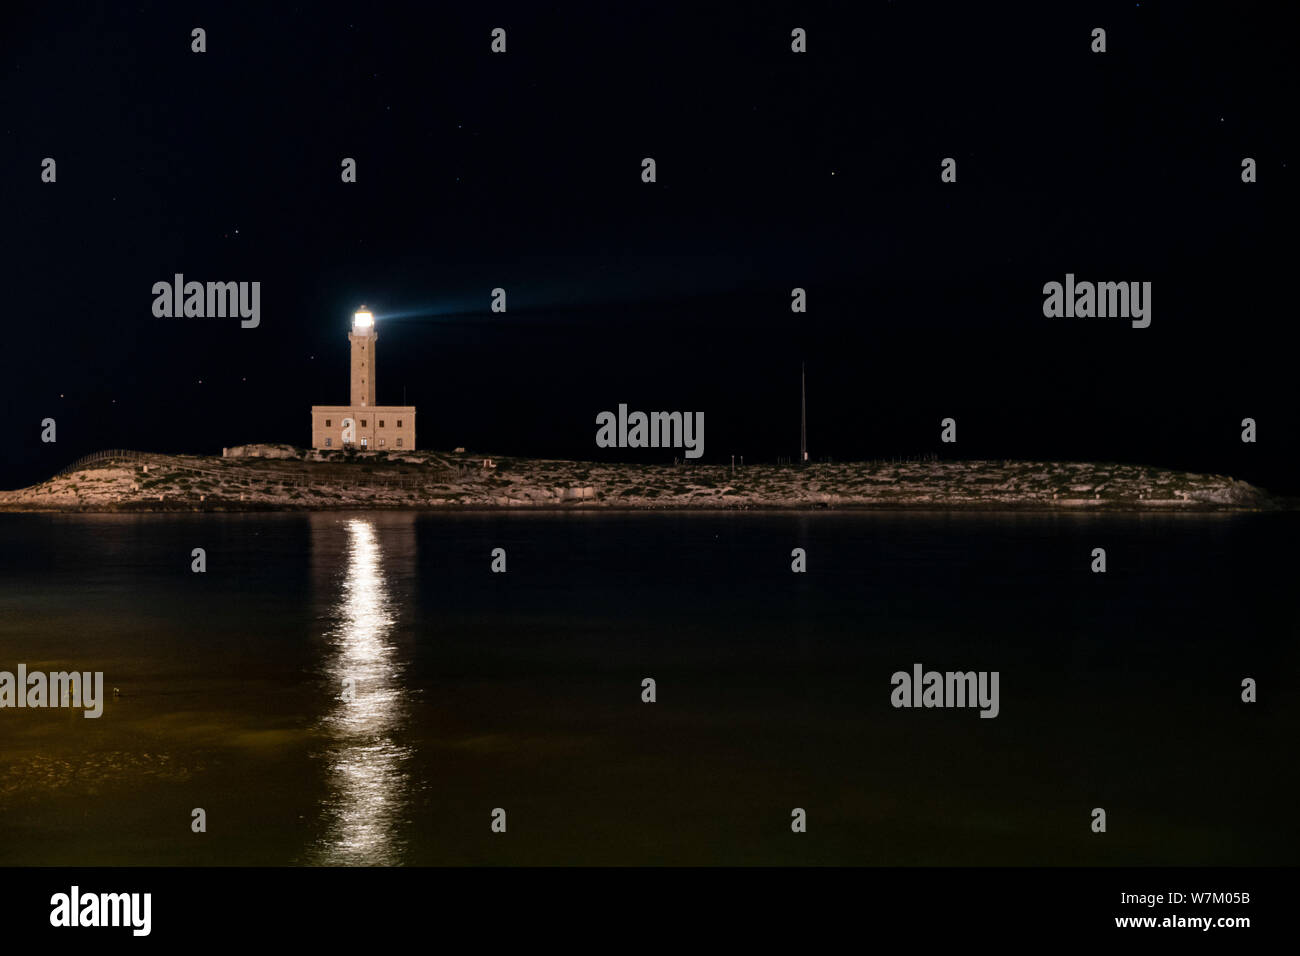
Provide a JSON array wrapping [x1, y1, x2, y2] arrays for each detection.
[[309, 306, 417, 451], [349, 307, 376, 407]]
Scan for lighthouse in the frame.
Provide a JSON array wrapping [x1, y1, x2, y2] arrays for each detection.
[[310, 307, 417, 451], [349, 307, 376, 407]]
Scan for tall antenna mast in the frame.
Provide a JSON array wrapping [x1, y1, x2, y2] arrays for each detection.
[[800, 361, 808, 463]]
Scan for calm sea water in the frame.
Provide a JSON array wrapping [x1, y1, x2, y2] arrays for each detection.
[[0, 512, 1295, 866]]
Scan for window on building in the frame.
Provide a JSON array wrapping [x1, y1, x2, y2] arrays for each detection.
[[378, 438, 385, 447], [361, 419, 367, 427], [325, 419, 332, 427], [379, 420, 385, 428], [325, 438, 332, 447], [361, 437, 368, 448], [397, 419, 403, 427], [396, 438, 403, 447]]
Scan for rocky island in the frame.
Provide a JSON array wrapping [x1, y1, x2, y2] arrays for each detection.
[[0, 445, 1281, 512]]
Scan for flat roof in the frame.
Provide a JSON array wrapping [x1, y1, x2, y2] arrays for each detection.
[[310, 405, 416, 413]]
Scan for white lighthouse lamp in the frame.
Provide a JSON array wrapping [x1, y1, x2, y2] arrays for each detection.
[[353, 307, 374, 332]]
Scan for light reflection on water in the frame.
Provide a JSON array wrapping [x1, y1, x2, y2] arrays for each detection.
[[310, 518, 411, 865], [0, 512, 1294, 865]]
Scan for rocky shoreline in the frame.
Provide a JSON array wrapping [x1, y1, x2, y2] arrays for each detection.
[[0, 445, 1284, 513]]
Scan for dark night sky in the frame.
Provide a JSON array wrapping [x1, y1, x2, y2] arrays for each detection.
[[2, 2, 1294, 492]]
